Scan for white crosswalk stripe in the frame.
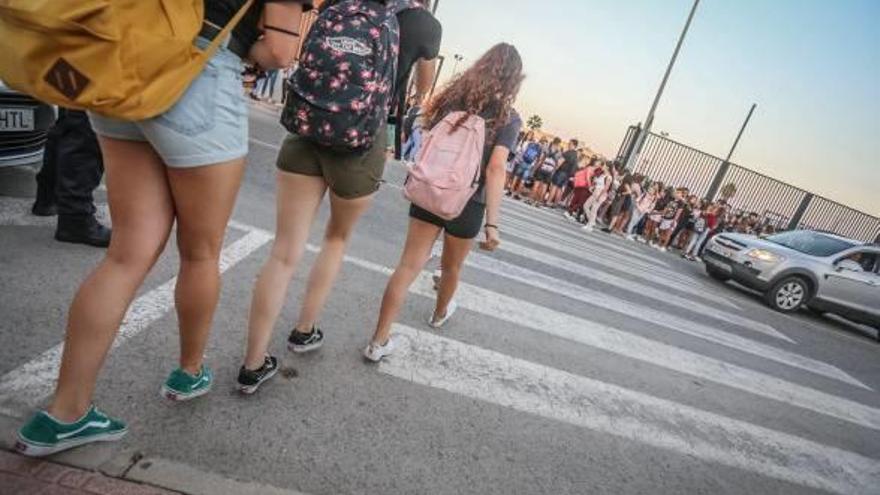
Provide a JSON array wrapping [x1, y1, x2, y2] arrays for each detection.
[[503, 215, 684, 276], [336, 254, 878, 428], [501, 203, 668, 259], [499, 239, 753, 327], [464, 249, 805, 348], [499, 218, 733, 302], [381, 325, 879, 495], [3, 210, 878, 494], [501, 205, 669, 267]]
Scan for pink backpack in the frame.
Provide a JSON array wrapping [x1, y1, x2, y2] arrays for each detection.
[[404, 111, 486, 220]]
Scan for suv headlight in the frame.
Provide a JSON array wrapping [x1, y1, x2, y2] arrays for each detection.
[[746, 249, 783, 263]]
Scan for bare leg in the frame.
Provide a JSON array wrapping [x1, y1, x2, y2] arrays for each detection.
[[166, 159, 245, 375], [48, 138, 174, 422], [294, 191, 374, 332], [370, 218, 442, 345], [244, 171, 325, 370], [434, 233, 475, 320]]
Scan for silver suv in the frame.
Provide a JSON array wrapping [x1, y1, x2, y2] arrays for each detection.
[[703, 230, 880, 330]]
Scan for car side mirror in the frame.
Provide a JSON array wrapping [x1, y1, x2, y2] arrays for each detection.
[[835, 259, 863, 273]]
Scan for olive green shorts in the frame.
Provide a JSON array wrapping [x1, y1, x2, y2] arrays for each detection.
[[276, 127, 388, 199]]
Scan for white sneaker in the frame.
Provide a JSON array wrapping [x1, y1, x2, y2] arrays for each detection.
[[581, 225, 593, 233], [363, 337, 395, 363], [563, 211, 573, 221], [429, 300, 458, 328], [625, 234, 635, 241], [660, 246, 668, 252]]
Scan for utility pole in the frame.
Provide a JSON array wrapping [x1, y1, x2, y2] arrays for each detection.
[[706, 103, 757, 200], [623, 0, 701, 171]]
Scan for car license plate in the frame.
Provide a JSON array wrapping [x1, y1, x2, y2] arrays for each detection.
[[0, 107, 35, 131], [706, 256, 733, 273], [710, 245, 733, 259]]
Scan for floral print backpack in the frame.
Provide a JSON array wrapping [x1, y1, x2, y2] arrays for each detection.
[[281, 0, 420, 152]]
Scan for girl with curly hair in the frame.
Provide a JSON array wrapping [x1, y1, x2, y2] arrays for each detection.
[[363, 43, 525, 361]]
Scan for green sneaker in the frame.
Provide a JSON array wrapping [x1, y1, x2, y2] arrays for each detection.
[[15, 405, 127, 457], [161, 365, 213, 401]]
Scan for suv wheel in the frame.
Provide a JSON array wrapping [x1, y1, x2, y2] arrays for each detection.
[[766, 276, 810, 313], [706, 266, 731, 282]]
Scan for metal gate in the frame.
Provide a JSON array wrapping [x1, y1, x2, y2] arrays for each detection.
[[616, 125, 880, 243]]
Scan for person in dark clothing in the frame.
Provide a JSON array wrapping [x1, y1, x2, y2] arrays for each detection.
[[391, 4, 442, 158], [32, 109, 111, 247]]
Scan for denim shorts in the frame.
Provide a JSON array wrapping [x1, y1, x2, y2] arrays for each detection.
[[514, 160, 532, 178], [88, 38, 247, 168]]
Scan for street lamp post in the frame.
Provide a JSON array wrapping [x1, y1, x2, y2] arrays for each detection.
[[451, 54, 463, 76], [706, 103, 757, 200], [623, 0, 701, 171]]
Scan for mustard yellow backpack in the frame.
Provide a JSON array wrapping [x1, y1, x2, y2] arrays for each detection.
[[0, 0, 252, 120]]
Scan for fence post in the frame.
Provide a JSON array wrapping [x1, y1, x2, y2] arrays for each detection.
[[705, 161, 730, 200], [787, 193, 814, 231], [621, 125, 641, 167]]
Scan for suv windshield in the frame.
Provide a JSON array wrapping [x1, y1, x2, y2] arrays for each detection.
[[764, 230, 856, 257]]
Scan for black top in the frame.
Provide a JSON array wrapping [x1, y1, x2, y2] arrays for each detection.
[[204, 0, 315, 59], [393, 8, 442, 157], [559, 149, 579, 176], [472, 110, 523, 204], [395, 9, 442, 96]]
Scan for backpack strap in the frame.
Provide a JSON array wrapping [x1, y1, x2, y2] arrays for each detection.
[[200, 0, 255, 57]]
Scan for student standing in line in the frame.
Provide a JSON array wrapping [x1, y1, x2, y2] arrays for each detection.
[[529, 137, 561, 206], [627, 180, 661, 240], [16, 0, 311, 457], [685, 201, 715, 260], [564, 157, 596, 221], [656, 188, 686, 251], [363, 43, 524, 361], [237, 0, 442, 393], [581, 160, 611, 232], [509, 136, 542, 200], [608, 173, 634, 235], [547, 139, 579, 207]]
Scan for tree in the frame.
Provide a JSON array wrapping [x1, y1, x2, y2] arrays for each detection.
[[720, 182, 737, 201], [526, 114, 543, 131]]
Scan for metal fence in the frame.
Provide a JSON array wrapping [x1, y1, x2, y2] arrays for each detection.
[[615, 126, 880, 243]]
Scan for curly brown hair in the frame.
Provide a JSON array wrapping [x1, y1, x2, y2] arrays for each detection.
[[423, 43, 524, 136]]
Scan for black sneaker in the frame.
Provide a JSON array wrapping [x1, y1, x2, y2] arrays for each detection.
[[237, 356, 279, 395], [287, 327, 324, 353]]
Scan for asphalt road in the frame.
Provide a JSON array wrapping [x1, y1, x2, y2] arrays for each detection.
[[1, 104, 879, 495]]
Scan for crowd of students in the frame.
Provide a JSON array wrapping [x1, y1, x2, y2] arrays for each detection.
[[13, 0, 526, 459], [505, 132, 779, 260]]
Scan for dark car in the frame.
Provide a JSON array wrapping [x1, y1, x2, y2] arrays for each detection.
[[0, 80, 55, 168]]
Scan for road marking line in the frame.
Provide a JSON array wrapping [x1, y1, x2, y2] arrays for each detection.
[[503, 214, 674, 272], [380, 325, 880, 495], [464, 250, 871, 389], [502, 221, 730, 298], [326, 249, 879, 428], [503, 215, 695, 280], [497, 239, 787, 341], [501, 205, 669, 263], [0, 226, 273, 416], [498, 226, 738, 308]]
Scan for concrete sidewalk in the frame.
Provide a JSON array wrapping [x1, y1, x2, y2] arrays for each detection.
[[0, 449, 179, 495]]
